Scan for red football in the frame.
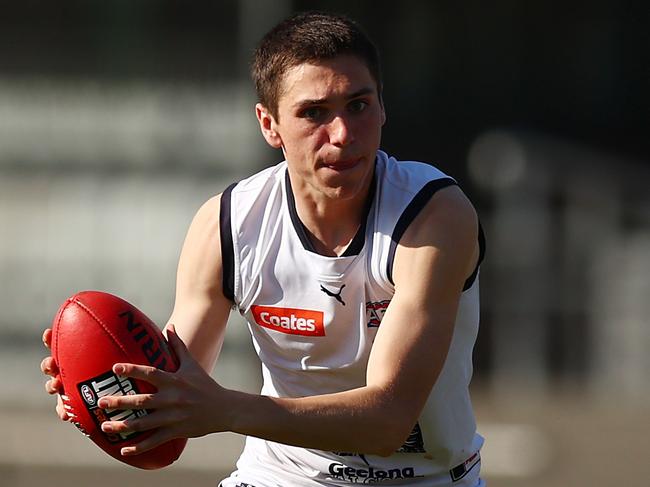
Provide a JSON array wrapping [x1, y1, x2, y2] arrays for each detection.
[[51, 290, 187, 469]]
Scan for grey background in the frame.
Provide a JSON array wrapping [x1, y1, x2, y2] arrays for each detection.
[[1, 1, 648, 486]]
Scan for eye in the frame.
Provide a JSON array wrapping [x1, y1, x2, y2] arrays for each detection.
[[300, 106, 326, 121], [347, 99, 368, 113]]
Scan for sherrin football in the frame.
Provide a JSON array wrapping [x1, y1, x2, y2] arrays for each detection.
[[51, 290, 187, 469]]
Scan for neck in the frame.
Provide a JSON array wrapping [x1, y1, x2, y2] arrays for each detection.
[[287, 169, 374, 257]]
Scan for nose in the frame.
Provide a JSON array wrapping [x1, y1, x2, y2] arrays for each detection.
[[328, 115, 353, 146]]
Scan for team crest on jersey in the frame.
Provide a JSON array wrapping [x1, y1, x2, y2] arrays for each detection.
[[396, 422, 426, 453], [366, 300, 390, 328], [251, 305, 325, 336]]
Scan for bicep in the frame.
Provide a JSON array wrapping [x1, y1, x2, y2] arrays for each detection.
[[166, 194, 232, 372], [366, 186, 478, 422]]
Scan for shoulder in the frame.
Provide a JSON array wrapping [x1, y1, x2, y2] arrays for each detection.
[[179, 194, 223, 281], [376, 150, 475, 235], [381, 151, 479, 291], [377, 150, 453, 193], [392, 185, 479, 294], [407, 185, 477, 242], [222, 162, 287, 226], [229, 161, 287, 195], [373, 151, 480, 287], [396, 184, 478, 273], [181, 193, 224, 259], [194, 193, 222, 224]]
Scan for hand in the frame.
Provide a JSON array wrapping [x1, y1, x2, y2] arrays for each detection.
[[97, 324, 228, 456], [40, 328, 70, 421]]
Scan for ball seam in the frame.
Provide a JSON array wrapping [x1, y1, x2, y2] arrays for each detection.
[[72, 297, 131, 359]]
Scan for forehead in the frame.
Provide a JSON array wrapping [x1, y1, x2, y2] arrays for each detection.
[[278, 55, 377, 108]]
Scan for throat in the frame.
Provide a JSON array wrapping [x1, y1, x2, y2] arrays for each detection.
[[285, 170, 374, 257], [303, 224, 360, 257]]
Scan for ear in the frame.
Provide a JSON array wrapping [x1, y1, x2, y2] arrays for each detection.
[[380, 98, 387, 127], [255, 103, 283, 149]]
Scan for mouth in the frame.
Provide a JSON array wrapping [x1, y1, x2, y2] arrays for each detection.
[[321, 157, 362, 171]]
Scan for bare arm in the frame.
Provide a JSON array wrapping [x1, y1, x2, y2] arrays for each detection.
[[223, 186, 478, 455], [97, 194, 236, 452], [165, 194, 232, 373], [41, 194, 232, 422], [102, 186, 478, 457]]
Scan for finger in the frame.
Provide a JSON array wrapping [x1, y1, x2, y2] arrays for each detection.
[[42, 329, 53, 349], [111, 362, 167, 386], [97, 392, 156, 411], [101, 408, 175, 436], [45, 377, 63, 395], [164, 324, 191, 362], [120, 429, 177, 456], [56, 397, 71, 421], [41, 356, 59, 377]]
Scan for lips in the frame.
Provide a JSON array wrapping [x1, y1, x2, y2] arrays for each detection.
[[322, 157, 362, 170]]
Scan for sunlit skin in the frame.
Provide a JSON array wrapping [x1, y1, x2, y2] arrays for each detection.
[[256, 54, 386, 255], [40, 53, 480, 460]]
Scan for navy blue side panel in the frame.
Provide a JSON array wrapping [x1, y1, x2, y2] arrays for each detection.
[[219, 183, 237, 302]]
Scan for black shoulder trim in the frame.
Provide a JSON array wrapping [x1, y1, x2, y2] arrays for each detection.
[[387, 177, 457, 285], [219, 183, 237, 302], [462, 221, 486, 291]]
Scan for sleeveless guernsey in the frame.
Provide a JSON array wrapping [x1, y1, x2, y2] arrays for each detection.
[[219, 150, 484, 486]]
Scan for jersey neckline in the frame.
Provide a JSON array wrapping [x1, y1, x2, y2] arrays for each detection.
[[284, 165, 376, 257]]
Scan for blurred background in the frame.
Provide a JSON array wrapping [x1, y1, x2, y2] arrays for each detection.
[[1, 1, 648, 486]]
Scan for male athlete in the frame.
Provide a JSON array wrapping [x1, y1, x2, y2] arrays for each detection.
[[42, 12, 485, 486]]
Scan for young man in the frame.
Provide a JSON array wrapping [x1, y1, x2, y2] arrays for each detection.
[[42, 12, 485, 486]]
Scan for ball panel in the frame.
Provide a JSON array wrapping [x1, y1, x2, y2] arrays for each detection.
[[52, 290, 187, 469]]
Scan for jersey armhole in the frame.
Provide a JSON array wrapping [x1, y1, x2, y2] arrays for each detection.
[[462, 221, 486, 291], [219, 182, 237, 302], [386, 177, 457, 285]]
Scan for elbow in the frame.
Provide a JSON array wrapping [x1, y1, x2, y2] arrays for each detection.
[[358, 391, 423, 456], [365, 419, 416, 457], [373, 443, 398, 458], [369, 437, 407, 457]]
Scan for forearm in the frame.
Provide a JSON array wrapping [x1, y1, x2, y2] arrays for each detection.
[[164, 310, 226, 373], [225, 385, 408, 456]]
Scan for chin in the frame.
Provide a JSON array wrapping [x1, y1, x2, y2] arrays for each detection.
[[320, 176, 369, 201]]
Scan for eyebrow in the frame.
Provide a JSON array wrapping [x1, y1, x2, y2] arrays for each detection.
[[293, 87, 375, 110]]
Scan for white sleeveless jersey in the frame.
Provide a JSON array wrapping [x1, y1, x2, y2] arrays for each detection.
[[219, 150, 484, 486]]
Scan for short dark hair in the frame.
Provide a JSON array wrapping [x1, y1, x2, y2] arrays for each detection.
[[251, 11, 382, 120]]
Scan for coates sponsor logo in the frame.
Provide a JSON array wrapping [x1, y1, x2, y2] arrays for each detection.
[[366, 300, 390, 328], [328, 463, 416, 483], [251, 305, 325, 337]]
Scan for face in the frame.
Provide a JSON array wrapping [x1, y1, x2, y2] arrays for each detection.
[[256, 55, 386, 202]]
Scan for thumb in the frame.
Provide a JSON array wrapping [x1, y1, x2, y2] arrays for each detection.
[[164, 324, 192, 365]]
